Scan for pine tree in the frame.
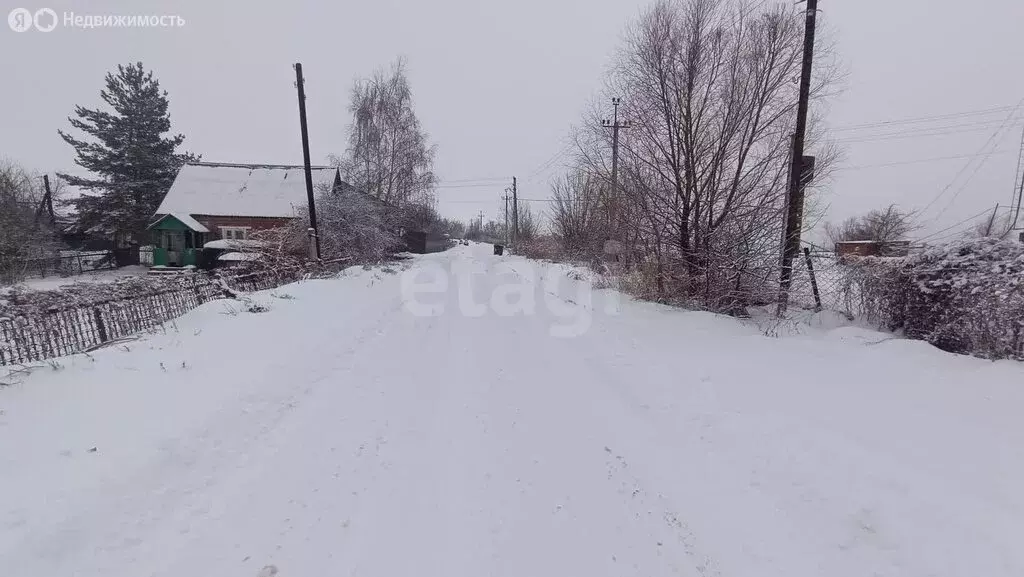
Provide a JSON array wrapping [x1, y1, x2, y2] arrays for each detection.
[[58, 62, 198, 244]]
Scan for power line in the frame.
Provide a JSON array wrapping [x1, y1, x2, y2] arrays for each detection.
[[436, 176, 508, 184], [917, 206, 1011, 243], [832, 118, 1024, 141], [930, 135, 1017, 221], [525, 141, 573, 182], [434, 183, 508, 190], [441, 197, 555, 204], [836, 151, 1013, 171], [829, 104, 1018, 132], [835, 116, 1020, 137], [831, 120, 1024, 145], [918, 99, 1024, 217]]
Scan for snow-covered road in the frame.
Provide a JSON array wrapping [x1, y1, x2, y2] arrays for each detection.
[[2, 243, 1024, 577]]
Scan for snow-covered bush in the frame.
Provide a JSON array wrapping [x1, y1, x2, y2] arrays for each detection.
[[841, 238, 1024, 360], [517, 236, 565, 261], [0, 273, 220, 315], [0, 162, 64, 284], [283, 186, 402, 263]]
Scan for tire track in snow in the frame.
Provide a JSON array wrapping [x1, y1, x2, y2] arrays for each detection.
[[2, 272, 413, 577]]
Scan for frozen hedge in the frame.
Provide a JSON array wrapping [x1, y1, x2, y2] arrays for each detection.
[[840, 238, 1024, 360]]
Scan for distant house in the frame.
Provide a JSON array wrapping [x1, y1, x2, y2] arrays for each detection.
[[147, 162, 342, 266], [835, 239, 911, 258]]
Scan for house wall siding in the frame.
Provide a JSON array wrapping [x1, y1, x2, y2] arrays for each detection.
[[192, 215, 294, 238]]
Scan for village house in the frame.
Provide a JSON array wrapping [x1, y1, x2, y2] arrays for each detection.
[[147, 162, 342, 266], [835, 239, 912, 259]]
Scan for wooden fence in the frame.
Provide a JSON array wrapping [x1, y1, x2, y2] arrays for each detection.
[[0, 272, 283, 366], [1, 250, 117, 284]]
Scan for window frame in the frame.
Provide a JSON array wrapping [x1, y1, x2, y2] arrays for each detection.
[[219, 226, 251, 240]]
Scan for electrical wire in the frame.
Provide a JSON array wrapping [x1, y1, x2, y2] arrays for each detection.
[[436, 177, 508, 184], [916, 206, 1011, 243], [918, 99, 1024, 217], [441, 198, 557, 204], [831, 120, 1024, 145], [829, 104, 1018, 132], [930, 139, 1017, 221], [434, 183, 508, 190], [525, 141, 574, 182], [836, 151, 1013, 171]]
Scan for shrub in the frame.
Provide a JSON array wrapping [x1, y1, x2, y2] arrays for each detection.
[[840, 238, 1024, 359]]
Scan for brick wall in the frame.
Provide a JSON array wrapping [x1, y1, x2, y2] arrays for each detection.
[[835, 241, 881, 257], [192, 215, 294, 239]]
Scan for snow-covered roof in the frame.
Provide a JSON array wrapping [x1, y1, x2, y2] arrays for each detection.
[[171, 213, 210, 233], [155, 163, 340, 218], [203, 238, 266, 250], [218, 251, 260, 262], [146, 212, 211, 233], [835, 239, 911, 245]]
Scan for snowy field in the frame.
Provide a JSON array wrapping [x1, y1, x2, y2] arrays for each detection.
[[1, 243, 1022, 577]]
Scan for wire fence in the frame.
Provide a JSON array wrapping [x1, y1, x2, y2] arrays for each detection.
[[0, 270, 286, 366], [792, 243, 1024, 361]]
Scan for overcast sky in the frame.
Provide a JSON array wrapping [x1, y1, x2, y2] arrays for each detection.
[[2, 0, 1023, 239]]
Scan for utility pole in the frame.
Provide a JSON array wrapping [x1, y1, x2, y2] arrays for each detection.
[[504, 193, 510, 245], [1009, 127, 1024, 233], [42, 175, 54, 220], [512, 176, 518, 246], [602, 98, 630, 260], [777, 0, 819, 315], [36, 174, 55, 225], [294, 62, 321, 260]]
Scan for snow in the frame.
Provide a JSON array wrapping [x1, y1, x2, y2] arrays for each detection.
[[156, 163, 339, 218], [0, 265, 149, 295], [218, 251, 260, 262], [203, 238, 266, 250], [165, 212, 210, 233], [1, 243, 1023, 577]]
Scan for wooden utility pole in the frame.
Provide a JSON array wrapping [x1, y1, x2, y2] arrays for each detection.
[[602, 98, 630, 259], [294, 62, 321, 260], [777, 0, 819, 315], [36, 174, 55, 225], [512, 176, 518, 246], [504, 193, 510, 244]]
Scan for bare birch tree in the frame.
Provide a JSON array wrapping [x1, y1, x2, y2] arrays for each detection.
[[339, 58, 437, 206], [571, 0, 839, 309]]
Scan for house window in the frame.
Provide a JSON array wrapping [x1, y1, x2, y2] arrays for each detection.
[[220, 226, 250, 240]]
